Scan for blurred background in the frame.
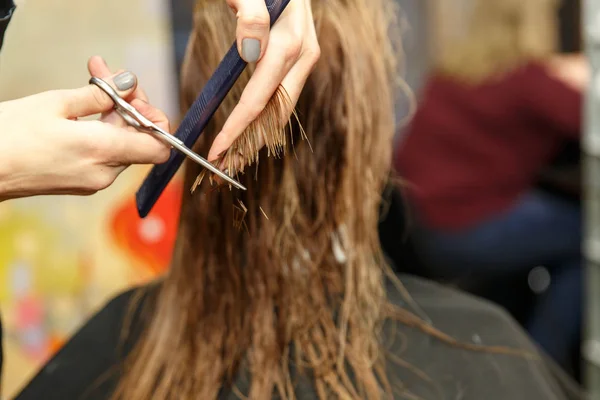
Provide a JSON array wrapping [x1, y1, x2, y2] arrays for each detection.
[[0, 0, 181, 396], [0, 0, 588, 398]]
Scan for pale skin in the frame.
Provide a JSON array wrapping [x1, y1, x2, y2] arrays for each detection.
[[546, 53, 590, 92], [211, 0, 320, 163], [0, 0, 319, 200], [0, 56, 172, 200]]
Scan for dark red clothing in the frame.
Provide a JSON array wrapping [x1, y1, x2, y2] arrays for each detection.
[[395, 63, 581, 230]]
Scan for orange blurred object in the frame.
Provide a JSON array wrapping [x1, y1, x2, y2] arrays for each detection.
[[110, 180, 183, 275], [48, 336, 66, 356]]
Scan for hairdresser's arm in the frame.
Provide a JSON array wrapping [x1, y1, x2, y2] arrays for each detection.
[[207, 0, 320, 162], [0, 56, 171, 201]]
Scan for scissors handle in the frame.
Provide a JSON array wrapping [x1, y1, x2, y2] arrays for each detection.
[[88, 77, 246, 191]]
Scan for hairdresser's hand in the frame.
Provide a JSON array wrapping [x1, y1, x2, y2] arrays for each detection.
[[0, 56, 171, 201], [208, 0, 320, 162]]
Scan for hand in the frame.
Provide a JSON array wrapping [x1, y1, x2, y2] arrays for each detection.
[[0, 56, 171, 201], [546, 53, 590, 92], [207, 0, 320, 162]]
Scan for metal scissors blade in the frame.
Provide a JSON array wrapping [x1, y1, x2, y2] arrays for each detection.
[[88, 77, 246, 191]]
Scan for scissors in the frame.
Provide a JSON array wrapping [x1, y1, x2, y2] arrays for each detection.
[[89, 76, 246, 191]]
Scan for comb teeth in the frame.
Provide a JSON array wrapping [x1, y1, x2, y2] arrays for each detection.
[[135, 0, 293, 218]]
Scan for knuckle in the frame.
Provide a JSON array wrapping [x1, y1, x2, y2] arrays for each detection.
[[88, 86, 110, 111], [39, 90, 71, 114], [239, 97, 263, 121], [48, 89, 67, 103], [76, 157, 117, 193], [154, 111, 169, 126], [50, 90, 72, 114], [239, 12, 269, 32], [89, 171, 116, 191], [304, 43, 321, 65], [284, 39, 302, 61], [154, 144, 171, 164], [81, 127, 115, 160]]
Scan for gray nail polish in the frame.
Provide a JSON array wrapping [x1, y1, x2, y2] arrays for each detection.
[[114, 71, 136, 91], [241, 38, 261, 63]]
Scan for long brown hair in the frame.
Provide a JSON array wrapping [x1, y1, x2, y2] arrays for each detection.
[[114, 0, 401, 398]]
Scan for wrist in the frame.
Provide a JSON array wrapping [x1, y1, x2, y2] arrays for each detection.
[[0, 153, 26, 202]]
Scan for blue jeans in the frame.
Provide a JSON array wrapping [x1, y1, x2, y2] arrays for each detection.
[[414, 191, 582, 368]]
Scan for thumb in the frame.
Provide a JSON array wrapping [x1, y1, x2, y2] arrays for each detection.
[[227, 0, 270, 63], [60, 71, 138, 118]]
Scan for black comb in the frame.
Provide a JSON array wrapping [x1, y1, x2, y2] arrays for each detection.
[[136, 0, 292, 218]]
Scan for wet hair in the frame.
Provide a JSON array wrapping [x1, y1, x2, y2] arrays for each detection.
[[113, 0, 409, 398]]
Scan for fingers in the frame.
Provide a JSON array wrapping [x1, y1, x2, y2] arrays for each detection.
[[59, 70, 139, 119], [207, 0, 320, 162], [108, 98, 172, 164], [88, 56, 149, 102], [75, 55, 172, 166], [208, 35, 320, 162], [87, 56, 112, 80], [207, 41, 290, 161], [278, 46, 320, 113], [227, 0, 270, 62], [130, 98, 170, 133], [86, 56, 152, 130], [64, 91, 172, 167], [74, 120, 171, 166]]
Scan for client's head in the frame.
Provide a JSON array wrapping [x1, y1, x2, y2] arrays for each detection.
[[436, 0, 559, 83], [115, 1, 400, 398]]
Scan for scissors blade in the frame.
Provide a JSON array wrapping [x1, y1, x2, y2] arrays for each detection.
[[145, 125, 246, 190], [89, 77, 246, 191]]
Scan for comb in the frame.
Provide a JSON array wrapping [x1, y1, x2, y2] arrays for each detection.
[[136, 0, 292, 218]]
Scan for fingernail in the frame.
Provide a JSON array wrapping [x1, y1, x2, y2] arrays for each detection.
[[241, 38, 260, 63], [114, 71, 136, 91]]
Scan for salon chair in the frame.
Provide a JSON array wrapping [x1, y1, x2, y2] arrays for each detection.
[[378, 168, 580, 377], [377, 183, 535, 322], [378, 182, 429, 278], [536, 140, 581, 202]]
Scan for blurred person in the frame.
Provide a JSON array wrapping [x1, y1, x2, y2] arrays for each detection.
[[395, 0, 587, 372], [16, 1, 583, 399]]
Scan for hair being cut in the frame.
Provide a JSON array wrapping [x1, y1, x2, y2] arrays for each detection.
[[114, 0, 402, 398]]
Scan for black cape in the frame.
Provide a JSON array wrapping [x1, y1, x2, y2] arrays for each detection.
[[15, 275, 582, 400]]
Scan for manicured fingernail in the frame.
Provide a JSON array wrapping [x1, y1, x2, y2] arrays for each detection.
[[241, 38, 260, 63], [114, 71, 136, 91]]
